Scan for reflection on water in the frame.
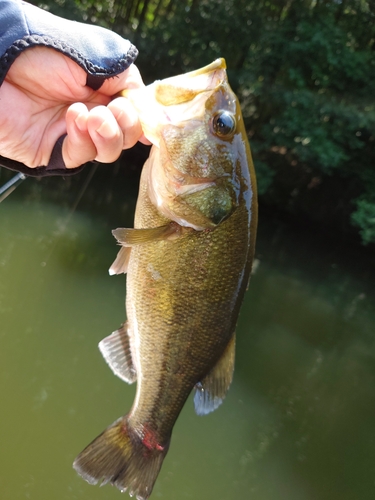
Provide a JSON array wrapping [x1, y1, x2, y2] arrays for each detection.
[[1, 165, 375, 500]]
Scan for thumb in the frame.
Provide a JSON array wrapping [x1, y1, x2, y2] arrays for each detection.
[[98, 64, 146, 96]]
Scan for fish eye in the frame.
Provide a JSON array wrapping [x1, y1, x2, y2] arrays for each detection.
[[212, 111, 236, 137]]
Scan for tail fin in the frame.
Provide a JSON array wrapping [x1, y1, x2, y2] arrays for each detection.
[[73, 417, 169, 500]]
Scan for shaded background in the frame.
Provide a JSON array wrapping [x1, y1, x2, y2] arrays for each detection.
[[1, 1, 375, 499], [31, 0, 375, 245]]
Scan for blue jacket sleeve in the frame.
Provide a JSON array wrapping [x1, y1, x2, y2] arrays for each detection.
[[0, 0, 138, 176]]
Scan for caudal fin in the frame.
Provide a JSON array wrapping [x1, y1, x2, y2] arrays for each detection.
[[73, 417, 169, 500]]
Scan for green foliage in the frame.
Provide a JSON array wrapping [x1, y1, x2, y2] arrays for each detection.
[[37, 0, 375, 244], [34, 0, 83, 21], [351, 199, 375, 245]]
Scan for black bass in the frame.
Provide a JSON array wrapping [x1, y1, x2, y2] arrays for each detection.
[[73, 58, 257, 500]]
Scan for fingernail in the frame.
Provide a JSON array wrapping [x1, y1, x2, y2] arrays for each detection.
[[75, 113, 87, 132], [96, 119, 118, 139]]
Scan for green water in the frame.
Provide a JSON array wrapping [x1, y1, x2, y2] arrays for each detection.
[[1, 167, 375, 500]]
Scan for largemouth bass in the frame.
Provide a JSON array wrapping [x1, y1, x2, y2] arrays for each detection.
[[73, 58, 257, 500]]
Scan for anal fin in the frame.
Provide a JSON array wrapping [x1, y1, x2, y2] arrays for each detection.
[[98, 323, 136, 384], [194, 334, 235, 415]]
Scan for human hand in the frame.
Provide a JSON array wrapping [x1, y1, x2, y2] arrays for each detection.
[[0, 47, 148, 169]]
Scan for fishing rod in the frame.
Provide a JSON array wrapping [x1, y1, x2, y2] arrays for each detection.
[[0, 172, 27, 203]]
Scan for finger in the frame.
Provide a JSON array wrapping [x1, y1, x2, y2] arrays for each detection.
[[63, 103, 97, 168], [87, 105, 124, 163], [99, 64, 146, 96], [139, 134, 152, 146], [108, 97, 144, 149]]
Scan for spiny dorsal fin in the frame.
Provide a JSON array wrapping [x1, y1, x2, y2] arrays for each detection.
[[98, 323, 136, 384], [112, 223, 180, 247], [194, 334, 236, 415], [109, 246, 131, 276]]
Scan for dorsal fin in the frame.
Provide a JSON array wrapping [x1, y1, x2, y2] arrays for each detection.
[[98, 323, 136, 384], [194, 334, 235, 415]]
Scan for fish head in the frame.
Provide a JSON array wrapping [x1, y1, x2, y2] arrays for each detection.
[[123, 59, 253, 230]]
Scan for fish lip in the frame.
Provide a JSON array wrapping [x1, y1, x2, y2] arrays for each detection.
[[182, 58, 227, 78]]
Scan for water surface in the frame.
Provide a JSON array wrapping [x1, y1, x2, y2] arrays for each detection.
[[1, 166, 374, 500]]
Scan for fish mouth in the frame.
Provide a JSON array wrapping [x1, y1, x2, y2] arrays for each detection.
[[152, 60, 227, 108], [121, 59, 229, 146]]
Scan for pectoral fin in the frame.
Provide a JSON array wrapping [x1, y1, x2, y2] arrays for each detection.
[[194, 334, 236, 415], [112, 222, 181, 247], [109, 246, 131, 276], [98, 323, 136, 384]]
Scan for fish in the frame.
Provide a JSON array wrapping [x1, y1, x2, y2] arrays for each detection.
[[73, 58, 257, 500]]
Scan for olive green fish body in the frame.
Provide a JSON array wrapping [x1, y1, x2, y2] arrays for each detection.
[[73, 59, 257, 500], [126, 153, 255, 442]]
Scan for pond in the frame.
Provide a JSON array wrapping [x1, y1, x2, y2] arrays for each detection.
[[1, 159, 375, 500]]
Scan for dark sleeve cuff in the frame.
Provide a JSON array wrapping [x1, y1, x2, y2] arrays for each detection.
[[0, 0, 138, 89], [0, 136, 85, 177]]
